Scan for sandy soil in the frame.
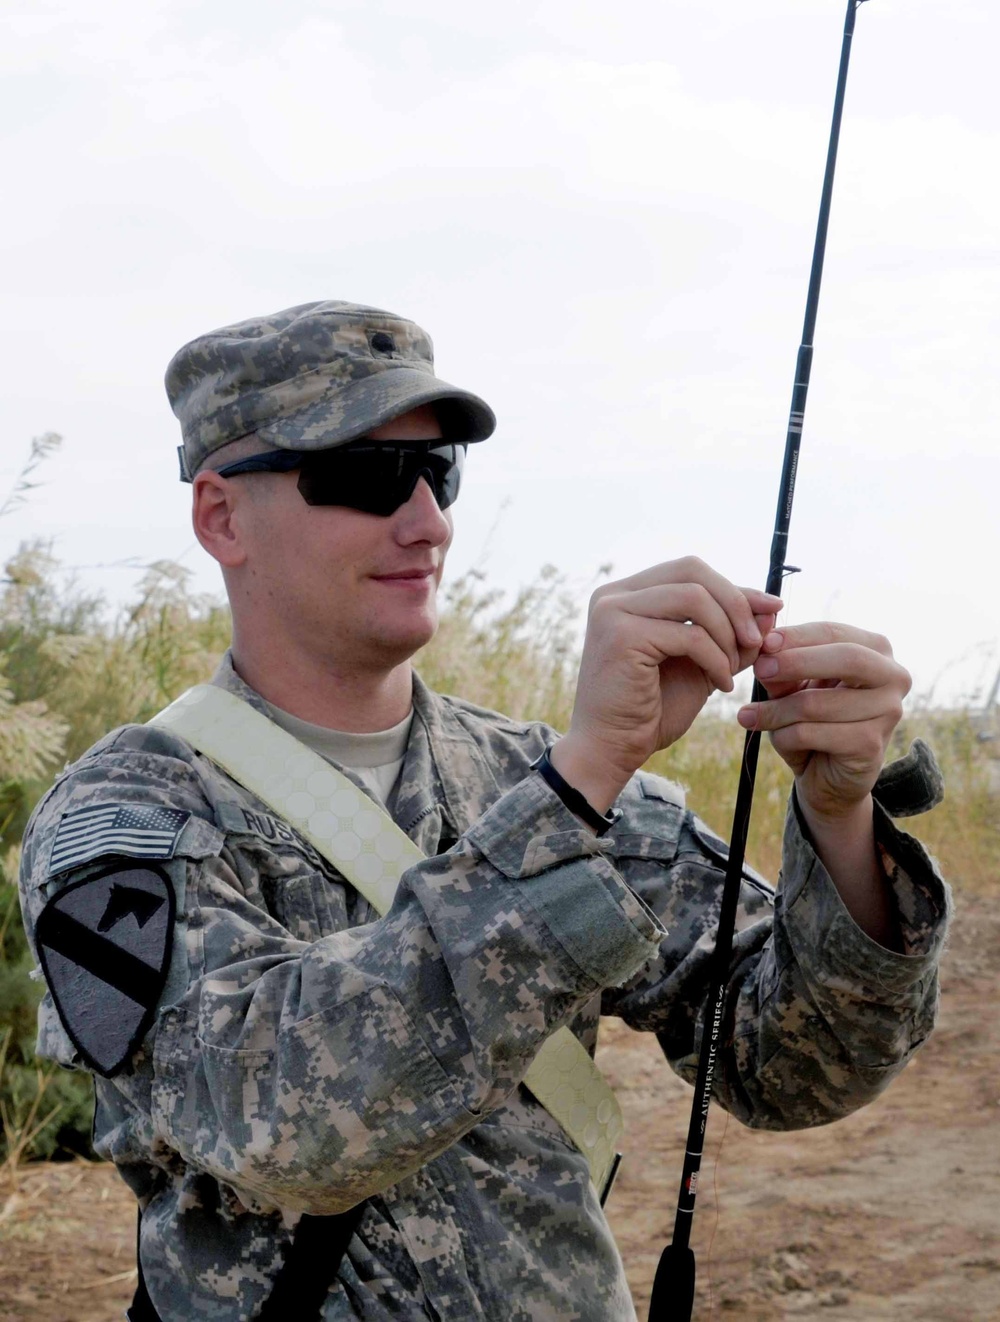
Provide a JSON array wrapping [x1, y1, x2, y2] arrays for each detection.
[[603, 892, 1000, 1321], [1, 895, 996, 1322]]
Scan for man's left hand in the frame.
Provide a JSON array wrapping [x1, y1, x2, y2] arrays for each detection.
[[737, 622, 912, 822]]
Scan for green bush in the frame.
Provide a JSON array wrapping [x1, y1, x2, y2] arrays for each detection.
[[0, 535, 230, 1165], [0, 852, 95, 1162]]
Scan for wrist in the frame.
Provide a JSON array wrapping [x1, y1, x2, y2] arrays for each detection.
[[531, 746, 622, 836], [796, 788, 874, 841], [794, 789, 900, 950], [548, 734, 632, 817]]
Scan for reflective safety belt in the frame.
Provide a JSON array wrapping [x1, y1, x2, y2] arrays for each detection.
[[150, 683, 624, 1202]]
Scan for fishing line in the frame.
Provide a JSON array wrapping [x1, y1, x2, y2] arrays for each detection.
[[703, 1108, 731, 1321]]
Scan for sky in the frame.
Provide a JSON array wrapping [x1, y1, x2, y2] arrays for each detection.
[[2, 0, 997, 706]]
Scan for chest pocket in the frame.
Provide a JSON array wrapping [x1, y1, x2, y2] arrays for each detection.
[[215, 802, 368, 941]]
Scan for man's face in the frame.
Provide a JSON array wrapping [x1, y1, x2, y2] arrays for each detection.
[[228, 404, 455, 672]]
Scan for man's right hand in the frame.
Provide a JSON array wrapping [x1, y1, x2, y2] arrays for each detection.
[[550, 558, 782, 817]]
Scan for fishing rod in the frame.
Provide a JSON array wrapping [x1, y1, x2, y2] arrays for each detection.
[[648, 3, 871, 1318]]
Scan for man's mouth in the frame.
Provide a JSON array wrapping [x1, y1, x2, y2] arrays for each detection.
[[372, 567, 436, 583]]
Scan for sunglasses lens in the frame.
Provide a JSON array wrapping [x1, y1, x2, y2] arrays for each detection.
[[297, 444, 465, 514], [428, 444, 465, 511]]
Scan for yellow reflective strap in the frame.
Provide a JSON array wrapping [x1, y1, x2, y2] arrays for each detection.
[[150, 684, 623, 1198], [522, 1030, 624, 1205]]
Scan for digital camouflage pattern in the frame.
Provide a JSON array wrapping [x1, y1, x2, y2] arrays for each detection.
[[166, 301, 497, 479], [18, 656, 950, 1321]]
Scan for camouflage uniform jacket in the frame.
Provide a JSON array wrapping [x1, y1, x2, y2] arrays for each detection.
[[18, 656, 949, 1321]]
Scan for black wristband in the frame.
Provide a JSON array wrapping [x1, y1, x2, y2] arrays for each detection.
[[531, 746, 622, 837]]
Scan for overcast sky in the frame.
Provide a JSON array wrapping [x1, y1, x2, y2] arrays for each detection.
[[2, 0, 997, 705]]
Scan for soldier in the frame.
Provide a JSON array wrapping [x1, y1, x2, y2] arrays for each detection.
[[19, 301, 949, 1321]]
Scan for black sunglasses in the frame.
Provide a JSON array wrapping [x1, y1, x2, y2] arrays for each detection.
[[215, 441, 467, 517]]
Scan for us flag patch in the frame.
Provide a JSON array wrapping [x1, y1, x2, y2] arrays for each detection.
[[49, 803, 190, 875]]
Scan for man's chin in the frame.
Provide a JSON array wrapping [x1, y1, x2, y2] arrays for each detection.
[[369, 613, 439, 666]]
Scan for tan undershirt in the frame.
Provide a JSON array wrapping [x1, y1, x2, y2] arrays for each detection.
[[262, 701, 413, 806]]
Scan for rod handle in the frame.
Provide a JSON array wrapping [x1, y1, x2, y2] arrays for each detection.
[[648, 1243, 696, 1322]]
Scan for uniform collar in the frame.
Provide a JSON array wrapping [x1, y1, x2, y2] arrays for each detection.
[[388, 673, 465, 848], [208, 651, 273, 717]]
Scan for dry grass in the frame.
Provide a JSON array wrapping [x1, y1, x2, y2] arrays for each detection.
[[0, 1027, 64, 1191], [645, 704, 795, 881], [416, 564, 579, 731], [887, 708, 1000, 895]]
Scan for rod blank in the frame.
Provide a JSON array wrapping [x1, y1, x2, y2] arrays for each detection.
[[647, 4, 869, 1318]]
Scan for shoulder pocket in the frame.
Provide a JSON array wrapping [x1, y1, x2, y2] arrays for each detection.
[[687, 816, 774, 902], [611, 774, 686, 863], [38, 803, 222, 883]]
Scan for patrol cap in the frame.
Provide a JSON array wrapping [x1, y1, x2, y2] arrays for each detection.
[[166, 300, 497, 480]]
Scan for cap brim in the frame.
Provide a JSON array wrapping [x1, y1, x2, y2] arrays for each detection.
[[253, 367, 495, 449]]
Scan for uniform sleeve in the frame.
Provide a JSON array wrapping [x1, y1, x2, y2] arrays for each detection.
[[19, 737, 663, 1216], [602, 773, 951, 1129]]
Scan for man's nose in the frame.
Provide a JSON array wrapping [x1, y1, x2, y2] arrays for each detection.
[[395, 474, 451, 543]]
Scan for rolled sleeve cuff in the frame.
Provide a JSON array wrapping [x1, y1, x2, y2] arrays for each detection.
[[466, 768, 610, 876], [467, 772, 666, 988], [870, 800, 952, 958], [779, 796, 951, 994]]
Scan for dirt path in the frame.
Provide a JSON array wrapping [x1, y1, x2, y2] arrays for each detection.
[[1, 896, 996, 1322], [0, 1161, 135, 1321], [602, 892, 1000, 1320]]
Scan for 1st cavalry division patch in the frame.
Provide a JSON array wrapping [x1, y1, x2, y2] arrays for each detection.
[[35, 864, 175, 1076]]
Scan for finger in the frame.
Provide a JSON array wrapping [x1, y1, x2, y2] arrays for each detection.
[[753, 641, 907, 692], [754, 612, 779, 637], [756, 675, 836, 701], [768, 720, 887, 764], [615, 582, 743, 671], [608, 558, 782, 650], [742, 589, 786, 616], [750, 614, 779, 660], [738, 684, 897, 732], [639, 618, 737, 693], [760, 621, 894, 657], [733, 589, 784, 647]]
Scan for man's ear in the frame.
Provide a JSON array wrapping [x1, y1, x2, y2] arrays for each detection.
[[192, 472, 247, 568]]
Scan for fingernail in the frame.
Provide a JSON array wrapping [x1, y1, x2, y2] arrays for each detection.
[[746, 621, 762, 645], [763, 630, 784, 652], [738, 705, 757, 728], [756, 657, 779, 678]]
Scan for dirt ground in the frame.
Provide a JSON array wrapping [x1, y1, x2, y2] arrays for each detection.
[[603, 891, 1000, 1321], [1, 895, 996, 1322]]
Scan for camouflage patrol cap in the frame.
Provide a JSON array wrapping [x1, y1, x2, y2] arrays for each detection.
[[165, 300, 496, 480]]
